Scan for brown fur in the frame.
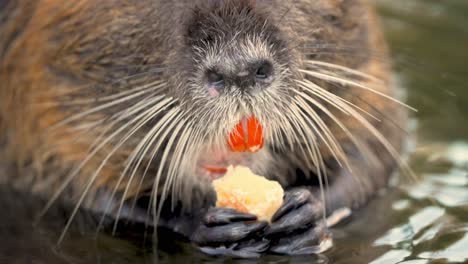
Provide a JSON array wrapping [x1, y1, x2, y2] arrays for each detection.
[[0, 0, 405, 227]]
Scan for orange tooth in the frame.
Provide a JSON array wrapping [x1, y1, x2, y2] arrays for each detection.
[[228, 118, 247, 152], [228, 116, 264, 153], [247, 116, 264, 152]]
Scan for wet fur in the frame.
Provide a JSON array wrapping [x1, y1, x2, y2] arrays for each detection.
[[0, 0, 405, 243]]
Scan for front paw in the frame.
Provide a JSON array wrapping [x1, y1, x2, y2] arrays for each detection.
[[191, 207, 269, 258], [266, 187, 332, 255]]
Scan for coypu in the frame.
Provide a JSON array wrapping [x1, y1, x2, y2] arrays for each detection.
[[0, 0, 409, 257]]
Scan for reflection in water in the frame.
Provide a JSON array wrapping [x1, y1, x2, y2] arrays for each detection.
[[369, 250, 411, 264], [373, 206, 445, 247], [419, 233, 468, 262], [367, 141, 468, 263]]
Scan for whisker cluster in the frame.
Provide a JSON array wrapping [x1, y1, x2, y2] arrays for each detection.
[[42, 55, 413, 245]]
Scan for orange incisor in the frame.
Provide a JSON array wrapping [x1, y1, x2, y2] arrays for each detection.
[[228, 116, 264, 152]]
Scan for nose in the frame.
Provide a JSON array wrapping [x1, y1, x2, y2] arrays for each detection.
[[236, 60, 274, 88], [253, 60, 274, 82], [205, 60, 274, 93]]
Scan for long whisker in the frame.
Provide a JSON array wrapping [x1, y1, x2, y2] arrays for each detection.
[[291, 103, 325, 182], [296, 77, 399, 186], [166, 128, 192, 210], [125, 108, 185, 233], [293, 89, 371, 192], [297, 80, 381, 122], [175, 122, 207, 209], [51, 94, 164, 153], [84, 94, 166, 150], [49, 81, 165, 130], [296, 81, 377, 166], [145, 113, 189, 234], [296, 78, 414, 179], [55, 97, 173, 244], [281, 104, 316, 171], [61, 81, 162, 106], [111, 107, 183, 233], [38, 95, 166, 227], [292, 96, 348, 169], [299, 69, 417, 111], [166, 119, 199, 210], [305, 60, 384, 83], [311, 139, 328, 222], [261, 92, 297, 152], [93, 100, 177, 233]]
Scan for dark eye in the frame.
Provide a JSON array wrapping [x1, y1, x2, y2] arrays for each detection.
[[206, 70, 224, 86], [255, 61, 273, 80]]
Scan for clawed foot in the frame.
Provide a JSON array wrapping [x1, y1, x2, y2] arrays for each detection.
[[266, 187, 332, 255], [191, 188, 332, 257], [190, 207, 269, 258]]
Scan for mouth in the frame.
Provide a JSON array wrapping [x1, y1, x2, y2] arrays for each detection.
[[203, 165, 228, 180], [200, 115, 264, 180]]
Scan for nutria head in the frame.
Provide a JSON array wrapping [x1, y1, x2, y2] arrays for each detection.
[[1, 0, 404, 231]]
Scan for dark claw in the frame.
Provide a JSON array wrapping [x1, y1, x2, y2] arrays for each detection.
[[192, 220, 267, 245], [269, 222, 332, 255], [266, 203, 322, 236], [272, 188, 314, 222], [192, 207, 269, 257], [236, 238, 270, 252], [267, 188, 323, 236], [199, 239, 269, 258], [204, 207, 257, 227], [266, 188, 331, 255]]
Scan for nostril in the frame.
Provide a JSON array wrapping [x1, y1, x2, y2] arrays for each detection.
[[254, 61, 274, 82], [206, 70, 224, 87]]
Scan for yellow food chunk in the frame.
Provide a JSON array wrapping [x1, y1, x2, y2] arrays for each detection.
[[213, 165, 284, 222]]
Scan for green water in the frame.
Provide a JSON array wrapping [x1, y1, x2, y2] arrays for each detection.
[[327, 0, 468, 262], [2, 0, 468, 263]]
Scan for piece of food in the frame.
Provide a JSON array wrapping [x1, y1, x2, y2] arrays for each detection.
[[213, 165, 284, 222], [228, 116, 264, 152]]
